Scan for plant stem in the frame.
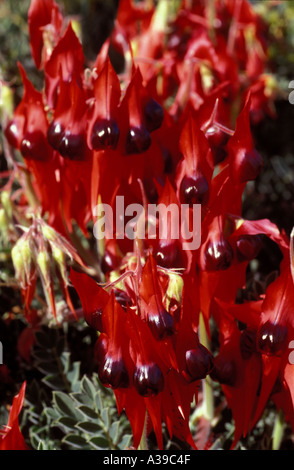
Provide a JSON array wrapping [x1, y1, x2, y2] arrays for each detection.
[[138, 411, 148, 450], [199, 313, 214, 421], [272, 409, 284, 450]]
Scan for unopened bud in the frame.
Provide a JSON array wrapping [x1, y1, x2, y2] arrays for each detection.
[[52, 245, 67, 282], [0, 208, 8, 241], [11, 243, 26, 287], [41, 224, 58, 243], [0, 82, 14, 119], [165, 272, 183, 310], [1, 191, 13, 219]]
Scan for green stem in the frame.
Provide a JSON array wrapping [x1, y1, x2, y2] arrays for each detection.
[[272, 409, 284, 450], [199, 313, 214, 421], [138, 411, 148, 450]]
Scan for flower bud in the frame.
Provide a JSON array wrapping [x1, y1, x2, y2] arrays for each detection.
[[11, 243, 26, 287], [0, 208, 8, 242], [165, 272, 183, 310], [41, 224, 58, 244], [37, 250, 52, 288], [11, 238, 33, 288], [1, 191, 13, 219], [0, 82, 14, 119]]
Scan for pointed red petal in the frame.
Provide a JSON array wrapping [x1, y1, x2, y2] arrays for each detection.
[[28, 0, 63, 69]]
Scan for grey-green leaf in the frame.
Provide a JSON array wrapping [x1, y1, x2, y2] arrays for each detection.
[[53, 391, 84, 420]]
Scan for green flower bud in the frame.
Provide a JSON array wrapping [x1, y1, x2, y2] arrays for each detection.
[[165, 272, 183, 310], [0, 83, 14, 119], [52, 245, 67, 283], [1, 191, 13, 219], [37, 250, 51, 287], [0, 208, 8, 241], [11, 243, 26, 287]]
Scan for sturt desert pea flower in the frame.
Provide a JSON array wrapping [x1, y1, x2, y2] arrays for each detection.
[[44, 22, 85, 109], [176, 108, 214, 209], [210, 224, 293, 447], [4, 63, 63, 230], [87, 56, 121, 153], [3, 0, 283, 450], [0, 381, 29, 450], [227, 94, 263, 184], [70, 252, 211, 449]]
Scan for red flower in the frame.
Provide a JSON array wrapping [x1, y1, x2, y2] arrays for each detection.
[[227, 95, 263, 184], [0, 382, 29, 450], [44, 22, 85, 108]]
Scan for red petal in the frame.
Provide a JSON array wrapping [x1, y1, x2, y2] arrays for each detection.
[[69, 268, 109, 328], [28, 0, 63, 69], [0, 382, 28, 450], [227, 95, 263, 184], [45, 22, 84, 107]]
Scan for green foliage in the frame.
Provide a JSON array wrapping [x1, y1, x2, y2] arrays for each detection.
[[18, 324, 132, 450], [47, 376, 132, 450]]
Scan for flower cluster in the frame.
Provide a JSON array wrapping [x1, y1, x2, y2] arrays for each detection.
[[3, 0, 293, 450]]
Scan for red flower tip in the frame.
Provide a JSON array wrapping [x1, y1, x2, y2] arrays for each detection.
[[69, 268, 109, 331], [28, 0, 63, 69], [228, 96, 263, 184], [88, 57, 121, 151], [45, 22, 84, 107]]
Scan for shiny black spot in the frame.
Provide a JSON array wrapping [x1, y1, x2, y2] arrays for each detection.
[[185, 344, 214, 382], [257, 321, 288, 356], [20, 131, 49, 160], [125, 126, 151, 154], [91, 118, 120, 150], [204, 239, 234, 271], [133, 363, 164, 396], [98, 355, 129, 389], [179, 174, 209, 206], [144, 99, 164, 132]]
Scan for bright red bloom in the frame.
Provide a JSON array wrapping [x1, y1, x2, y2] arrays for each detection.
[[227, 95, 263, 184], [4, 0, 285, 450], [44, 22, 85, 108]]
